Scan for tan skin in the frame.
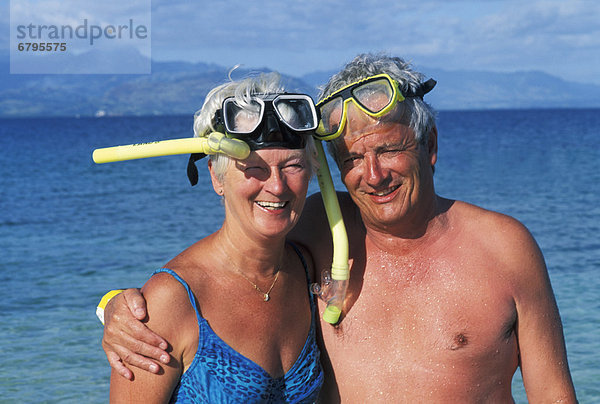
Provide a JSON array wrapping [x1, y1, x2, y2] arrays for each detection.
[[109, 148, 315, 403], [104, 103, 576, 402]]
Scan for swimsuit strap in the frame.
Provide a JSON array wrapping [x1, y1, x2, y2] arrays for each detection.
[[287, 241, 314, 304], [151, 268, 202, 325]]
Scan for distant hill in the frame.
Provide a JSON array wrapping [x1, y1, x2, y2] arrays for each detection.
[[420, 67, 600, 110], [301, 67, 600, 111], [1, 51, 599, 118]]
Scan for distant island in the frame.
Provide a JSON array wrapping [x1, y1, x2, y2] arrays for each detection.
[[2, 51, 599, 118]]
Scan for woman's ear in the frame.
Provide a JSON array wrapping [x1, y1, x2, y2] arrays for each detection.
[[208, 160, 224, 195]]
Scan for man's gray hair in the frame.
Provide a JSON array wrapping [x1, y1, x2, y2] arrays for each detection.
[[319, 53, 437, 166]]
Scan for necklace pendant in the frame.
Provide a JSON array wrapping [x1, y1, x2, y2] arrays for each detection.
[[263, 293, 270, 302]]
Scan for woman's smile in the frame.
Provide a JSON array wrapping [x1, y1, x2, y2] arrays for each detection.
[[255, 200, 288, 211]]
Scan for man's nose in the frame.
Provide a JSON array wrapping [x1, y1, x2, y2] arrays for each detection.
[[364, 154, 387, 186]]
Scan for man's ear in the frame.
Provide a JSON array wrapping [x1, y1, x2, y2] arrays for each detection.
[[207, 160, 224, 196], [428, 126, 438, 167]]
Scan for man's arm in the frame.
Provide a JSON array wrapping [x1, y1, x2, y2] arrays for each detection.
[[109, 274, 188, 402], [102, 289, 170, 380], [502, 218, 576, 402]]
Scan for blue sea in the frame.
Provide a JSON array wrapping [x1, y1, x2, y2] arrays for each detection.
[[1, 109, 598, 403]]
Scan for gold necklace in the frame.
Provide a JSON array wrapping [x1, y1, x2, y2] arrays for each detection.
[[234, 267, 280, 301], [220, 246, 281, 302]]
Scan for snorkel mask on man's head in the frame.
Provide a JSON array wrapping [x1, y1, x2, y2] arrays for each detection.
[[187, 92, 319, 185], [315, 73, 437, 142]]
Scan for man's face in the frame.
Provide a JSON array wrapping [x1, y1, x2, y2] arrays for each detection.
[[335, 103, 436, 232]]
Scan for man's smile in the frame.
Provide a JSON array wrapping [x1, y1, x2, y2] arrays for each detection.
[[367, 183, 400, 196]]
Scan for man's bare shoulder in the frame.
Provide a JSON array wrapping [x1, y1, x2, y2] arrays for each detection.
[[449, 200, 545, 279], [292, 191, 355, 244], [451, 200, 533, 239], [301, 191, 355, 216]]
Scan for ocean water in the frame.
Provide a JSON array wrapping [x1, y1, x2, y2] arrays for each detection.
[[0, 110, 598, 403]]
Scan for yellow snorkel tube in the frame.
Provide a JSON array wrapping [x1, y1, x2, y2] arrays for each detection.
[[92, 133, 349, 325], [311, 140, 349, 324], [92, 132, 250, 163]]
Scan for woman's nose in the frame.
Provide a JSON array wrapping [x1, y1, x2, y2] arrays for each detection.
[[264, 168, 285, 194]]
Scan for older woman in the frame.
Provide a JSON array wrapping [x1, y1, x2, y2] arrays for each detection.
[[108, 73, 323, 403]]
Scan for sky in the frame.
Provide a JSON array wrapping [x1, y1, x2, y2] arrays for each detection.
[[3, 0, 600, 84]]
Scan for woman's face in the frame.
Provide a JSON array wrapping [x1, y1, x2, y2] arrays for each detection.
[[212, 148, 312, 241]]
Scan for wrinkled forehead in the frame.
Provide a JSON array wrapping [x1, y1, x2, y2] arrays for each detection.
[[344, 119, 415, 146], [339, 101, 412, 140], [236, 147, 307, 166]]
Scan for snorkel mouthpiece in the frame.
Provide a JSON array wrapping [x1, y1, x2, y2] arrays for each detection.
[[205, 132, 251, 159]]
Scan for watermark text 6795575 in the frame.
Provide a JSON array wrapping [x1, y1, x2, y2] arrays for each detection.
[[10, 0, 151, 74]]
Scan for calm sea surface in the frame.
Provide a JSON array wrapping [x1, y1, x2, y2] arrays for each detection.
[[0, 110, 598, 402]]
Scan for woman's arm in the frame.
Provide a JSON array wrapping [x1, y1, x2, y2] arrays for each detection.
[[109, 272, 196, 403]]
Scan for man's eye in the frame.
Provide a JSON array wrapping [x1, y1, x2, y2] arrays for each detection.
[[383, 149, 402, 155], [343, 156, 361, 167], [380, 148, 407, 158]]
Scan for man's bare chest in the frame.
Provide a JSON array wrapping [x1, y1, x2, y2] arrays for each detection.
[[320, 254, 518, 361]]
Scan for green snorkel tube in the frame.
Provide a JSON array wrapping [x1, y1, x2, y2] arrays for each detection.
[[93, 133, 349, 325]]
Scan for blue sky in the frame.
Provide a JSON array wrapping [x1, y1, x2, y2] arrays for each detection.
[[4, 0, 600, 84]]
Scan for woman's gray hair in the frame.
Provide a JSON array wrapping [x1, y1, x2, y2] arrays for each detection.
[[319, 53, 437, 165], [193, 72, 318, 182]]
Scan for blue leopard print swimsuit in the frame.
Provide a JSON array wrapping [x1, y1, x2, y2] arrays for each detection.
[[152, 244, 323, 403]]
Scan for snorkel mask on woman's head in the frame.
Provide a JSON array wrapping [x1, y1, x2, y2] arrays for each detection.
[[187, 92, 319, 185], [216, 93, 318, 150]]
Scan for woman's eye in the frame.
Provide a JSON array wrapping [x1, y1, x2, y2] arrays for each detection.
[[282, 163, 305, 174], [244, 166, 265, 174]]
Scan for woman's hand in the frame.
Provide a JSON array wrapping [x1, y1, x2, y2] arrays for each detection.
[[102, 288, 170, 380]]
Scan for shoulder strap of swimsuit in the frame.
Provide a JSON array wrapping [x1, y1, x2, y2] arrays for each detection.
[[151, 268, 203, 325], [286, 242, 316, 313], [287, 242, 310, 283]]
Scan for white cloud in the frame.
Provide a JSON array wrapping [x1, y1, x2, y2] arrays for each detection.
[[4, 0, 599, 83]]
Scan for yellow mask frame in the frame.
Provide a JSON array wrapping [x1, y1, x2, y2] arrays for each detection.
[[315, 74, 436, 141]]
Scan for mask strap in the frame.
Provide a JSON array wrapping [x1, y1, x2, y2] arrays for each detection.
[[408, 78, 437, 98], [186, 153, 206, 186]]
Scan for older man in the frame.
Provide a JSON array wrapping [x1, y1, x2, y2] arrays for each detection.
[[102, 54, 576, 402]]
